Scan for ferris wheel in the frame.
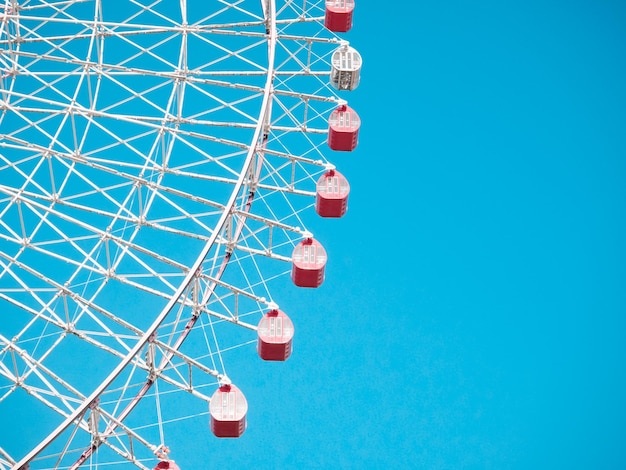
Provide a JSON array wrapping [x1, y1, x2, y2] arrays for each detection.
[[0, 0, 362, 469]]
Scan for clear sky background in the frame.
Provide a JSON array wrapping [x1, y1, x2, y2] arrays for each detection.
[[195, 2, 626, 469], [4, 1, 626, 469]]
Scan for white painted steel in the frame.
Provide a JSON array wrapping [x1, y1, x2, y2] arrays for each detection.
[[0, 1, 351, 468]]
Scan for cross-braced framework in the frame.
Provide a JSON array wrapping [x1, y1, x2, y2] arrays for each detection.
[[0, 0, 359, 468]]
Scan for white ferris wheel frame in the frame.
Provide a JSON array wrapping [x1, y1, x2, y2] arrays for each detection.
[[0, 0, 355, 468]]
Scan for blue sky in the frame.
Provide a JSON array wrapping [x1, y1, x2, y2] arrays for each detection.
[[214, 2, 626, 469], [2, 1, 626, 469]]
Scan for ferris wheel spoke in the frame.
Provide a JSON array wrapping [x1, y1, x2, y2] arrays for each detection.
[[0, 160, 237, 258], [0, 236, 187, 319], [0, 183, 237, 268], [0, 187, 187, 272], [0, 335, 87, 410], [0, 281, 140, 364], [3, 98, 267, 156], [0, 447, 14, 469]]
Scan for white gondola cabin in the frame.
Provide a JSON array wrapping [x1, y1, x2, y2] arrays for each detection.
[[330, 44, 362, 91], [316, 169, 350, 218], [257, 309, 294, 361], [327, 104, 360, 151], [325, 0, 355, 33], [291, 238, 327, 288]]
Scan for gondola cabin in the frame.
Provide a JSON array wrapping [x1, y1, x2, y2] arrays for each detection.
[[291, 238, 327, 288], [330, 44, 362, 91], [257, 309, 294, 361], [210, 384, 247, 438], [154, 462, 180, 470], [316, 170, 350, 218], [327, 104, 360, 151], [325, 0, 355, 33]]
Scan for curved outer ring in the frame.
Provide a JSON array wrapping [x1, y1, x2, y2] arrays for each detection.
[[12, 1, 277, 468]]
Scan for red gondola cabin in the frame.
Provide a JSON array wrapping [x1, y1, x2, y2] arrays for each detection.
[[291, 238, 327, 288], [325, 0, 355, 33], [328, 104, 360, 151], [257, 309, 294, 361], [316, 169, 350, 218], [210, 384, 247, 438], [154, 462, 180, 470]]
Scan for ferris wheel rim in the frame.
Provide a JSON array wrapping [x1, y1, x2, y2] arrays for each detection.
[[10, 1, 279, 468]]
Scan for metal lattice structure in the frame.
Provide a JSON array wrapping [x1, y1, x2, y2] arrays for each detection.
[[0, 0, 360, 468]]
